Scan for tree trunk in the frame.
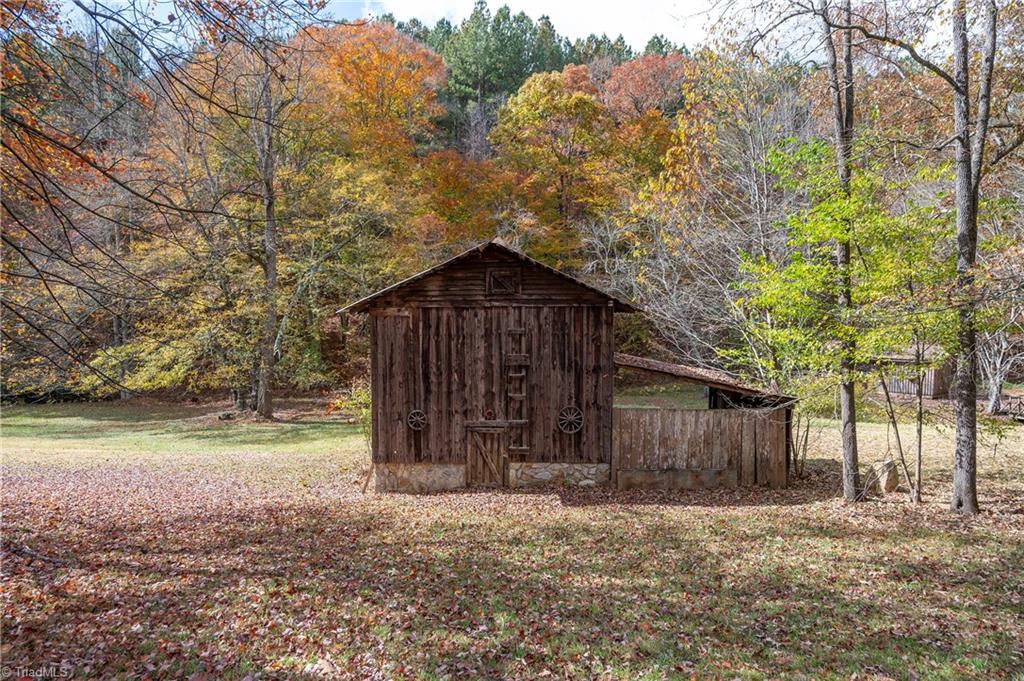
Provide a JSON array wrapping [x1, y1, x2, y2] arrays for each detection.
[[986, 377, 1002, 414], [112, 215, 131, 400], [839, 375, 859, 499], [823, 0, 860, 500], [949, 0, 983, 515], [255, 46, 277, 420], [951, 311, 978, 514], [914, 348, 924, 504]]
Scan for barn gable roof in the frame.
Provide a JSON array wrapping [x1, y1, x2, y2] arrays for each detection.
[[614, 353, 795, 402], [340, 239, 636, 313]]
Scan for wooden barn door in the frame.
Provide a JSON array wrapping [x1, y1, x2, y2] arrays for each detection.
[[466, 427, 507, 487]]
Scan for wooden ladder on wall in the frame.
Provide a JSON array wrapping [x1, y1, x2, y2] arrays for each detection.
[[506, 325, 529, 454]]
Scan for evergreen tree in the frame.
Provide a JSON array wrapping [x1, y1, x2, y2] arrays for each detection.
[[393, 17, 431, 45], [532, 15, 569, 72], [572, 33, 634, 65], [490, 7, 536, 94], [428, 18, 454, 54], [444, 0, 496, 104], [644, 34, 682, 56]]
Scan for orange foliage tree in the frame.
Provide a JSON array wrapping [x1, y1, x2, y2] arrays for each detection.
[[413, 150, 519, 246], [602, 53, 693, 121], [309, 22, 446, 165]]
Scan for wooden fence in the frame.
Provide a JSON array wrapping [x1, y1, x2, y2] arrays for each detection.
[[612, 407, 788, 490]]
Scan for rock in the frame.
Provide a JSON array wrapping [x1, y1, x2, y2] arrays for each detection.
[[578, 479, 597, 488], [872, 460, 899, 494]]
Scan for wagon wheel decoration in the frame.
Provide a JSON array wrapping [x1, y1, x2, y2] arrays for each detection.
[[407, 409, 427, 431], [557, 406, 584, 433]]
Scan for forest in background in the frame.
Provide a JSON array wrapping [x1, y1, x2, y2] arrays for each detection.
[[3, 0, 1023, 511]]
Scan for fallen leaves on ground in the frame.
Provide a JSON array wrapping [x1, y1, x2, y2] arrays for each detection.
[[2, 403, 1022, 679]]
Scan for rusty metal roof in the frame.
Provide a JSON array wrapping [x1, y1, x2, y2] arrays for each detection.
[[615, 353, 794, 401], [340, 239, 636, 314]]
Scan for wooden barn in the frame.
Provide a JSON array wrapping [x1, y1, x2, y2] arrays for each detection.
[[343, 239, 792, 492]]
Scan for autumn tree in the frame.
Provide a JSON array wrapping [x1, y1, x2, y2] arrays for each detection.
[[2, 0, 344, 409], [114, 19, 446, 405], [413, 150, 518, 246], [582, 58, 809, 366], [490, 65, 617, 256], [1, 0, 155, 394], [602, 53, 693, 121], [311, 22, 445, 164]]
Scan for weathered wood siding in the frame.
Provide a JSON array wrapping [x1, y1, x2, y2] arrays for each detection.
[[612, 407, 788, 489], [369, 249, 615, 466], [367, 248, 612, 308]]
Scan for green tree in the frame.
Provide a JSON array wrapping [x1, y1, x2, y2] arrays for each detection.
[[735, 140, 956, 498], [532, 16, 570, 72], [490, 7, 536, 94], [428, 18, 455, 54], [444, 0, 497, 105], [571, 33, 634, 65], [445, 2, 570, 104], [643, 34, 683, 56]]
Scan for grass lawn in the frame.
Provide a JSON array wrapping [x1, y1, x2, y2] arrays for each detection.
[[2, 400, 1023, 679], [612, 384, 708, 410]]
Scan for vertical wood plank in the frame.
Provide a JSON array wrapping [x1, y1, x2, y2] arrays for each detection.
[[678, 410, 690, 470], [702, 411, 714, 470], [770, 409, 787, 488], [673, 409, 685, 468], [657, 409, 673, 469], [611, 407, 621, 483], [741, 416, 756, 486], [370, 316, 380, 462], [711, 411, 724, 470], [624, 409, 637, 469], [690, 411, 701, 469], [600, 304, 614, 465], [723, 412, 737, 472], [756, 415, 771, 487], [539, 306, 553, 461]]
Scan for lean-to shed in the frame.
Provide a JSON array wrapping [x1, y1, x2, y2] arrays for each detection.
[[611, 354, 794, 490]]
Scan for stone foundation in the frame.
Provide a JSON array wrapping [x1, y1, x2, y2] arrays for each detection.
[[508, 462, 610, 488], [374, 463, 465, 493]]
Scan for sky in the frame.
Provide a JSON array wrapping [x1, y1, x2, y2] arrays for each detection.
[[326, 0, 716, 52]]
